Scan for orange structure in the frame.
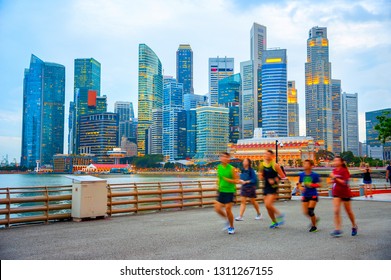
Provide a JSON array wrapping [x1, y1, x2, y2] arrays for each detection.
[[229, 136, 324, 166]]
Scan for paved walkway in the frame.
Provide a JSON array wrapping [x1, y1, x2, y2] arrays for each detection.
[[0, 199, 390, 260]]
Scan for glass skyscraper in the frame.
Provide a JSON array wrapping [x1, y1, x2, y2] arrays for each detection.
[[331, 79, 342, 155], [162, 77, 184, 160], [176, 44, 193, 95], [208, 57, 234, 106], [115, 101, 136, 144], [69, 58, 102, 154], [287, 81, 299, 137], [365, 108, 391, 160], [21, 54, 65, 167], [137, 44, 163, 155], [218, 73, 241, 144], [305, 26, 333, 151], [250, 23, 267, 129], [183, 93, 208, 111], [261, 49, 288, 137], [240, 60, 254, 139], [196, 106, 229, 161], [341, 92, 359, 156]]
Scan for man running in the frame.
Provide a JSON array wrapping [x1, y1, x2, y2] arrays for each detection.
[[259, 150, 287, 228], [214, 152, 238, 234], [298, 160, 321, 232]]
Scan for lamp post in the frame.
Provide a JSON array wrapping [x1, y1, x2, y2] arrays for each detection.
[[275, 140, 284, 163]]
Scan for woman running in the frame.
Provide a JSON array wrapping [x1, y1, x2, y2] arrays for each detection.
[[298, 160, 321, 232], [214, 152, 238, 234], [259, 150, 287, 228], [361, 163, 373, 198], [330, 156, 358, 237], [235, 158, 262, 221]]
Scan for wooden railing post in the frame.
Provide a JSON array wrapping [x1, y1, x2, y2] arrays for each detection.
[[6, 188, 10, 228], [45, 187, 49, 224], [198, 181, 203, 208], [134, 183, 139, 214], [158, 183, 162, 211], [107, 184, 112, 217], [179, 182, 184, 210]]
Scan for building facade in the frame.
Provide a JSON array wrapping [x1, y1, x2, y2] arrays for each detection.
[[115, 101, 136, 144], [331, 79, 342, 155], [137, 44, 163, 155], [176, 44, 193, 95], [261, 49, 288, 137], [287, 81, 299, 137], [240, 60, 254, 139], [21, 54, 65, 167], [196, 106, 229, 161], [149, 109, 163, 155], [218, 73, 241, 144], [78, 113, 119, 163], [305, 26, 333, 151], [183, 93, 208, 111], [341, 92, 359, 156], [365, 108, 391, 160], [208, 57, 234, 106]]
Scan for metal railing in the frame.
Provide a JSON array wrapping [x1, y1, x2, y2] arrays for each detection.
[[0, 180, 292, 227], [0, 185, 72, 227]]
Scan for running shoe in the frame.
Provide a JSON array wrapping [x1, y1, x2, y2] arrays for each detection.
[[330, 230, 343, 237], [352, 226, 358, 236], [235, 216, 244, 221], [255, 213, 263, 220], [276, 213, 285, 225], [228, 227, 235, 234], [222, 221, 229, 231], [309, 226, 318, 233], [269, 222, 279, 229]]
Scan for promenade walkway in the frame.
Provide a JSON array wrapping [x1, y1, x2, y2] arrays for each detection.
[[0, 199, 390, 260]]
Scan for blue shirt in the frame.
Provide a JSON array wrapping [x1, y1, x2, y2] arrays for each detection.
[[240, 168, 257, 187], [299, 171, 320, 197]]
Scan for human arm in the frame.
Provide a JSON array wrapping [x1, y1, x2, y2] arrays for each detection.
[[222, 168, 240, 184], [274, 163, 287, 179]]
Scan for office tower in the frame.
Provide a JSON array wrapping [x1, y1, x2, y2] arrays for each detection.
[[186, 109, 197, 158], [176, 44, 193, 95], [218, 73, 241, 144], [365, 108, 391, 160], [162, 77, 184, 160], [341, 93, 359, 155], [78, 113, 118, 163], [287, 81, 299, 137], [21, 54, 65, 167], [261, 49, 288, 137], [331, 79, 342, 155], [240, 60, 254, 138], [137, 44, 163, 155], [305, 26, 333, 151], [183, 93, 208, 111], [250, 22, 267, 129], [196, 106, 229, 160], [115, 101, 136, 144], [150, 109, 163, 155], [208, 57, 234, 106], [177, 110, 187, 159], [69, 58, 103, 154]]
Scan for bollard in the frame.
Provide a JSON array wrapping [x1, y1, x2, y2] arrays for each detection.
[[359, 185, 365, 196]]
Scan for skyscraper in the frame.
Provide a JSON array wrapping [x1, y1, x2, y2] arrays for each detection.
[[78, 113, 118, 163], [365, 108, 391, 160], [261, 49, 288, 137], [305, 26, 333, 151], [115, 101, 136, 144], [287, 81, 299, 137], [251, 23, 267, 129], [240, 60, 254, 139], [183, 93, 208, 111], [185, 109, 197, 158], [196, 106, 229, 161], [341, 93, 359, 156], [162, 77, 184, 160], [176, 44, 193, 95], [69, 58, 102, 154], [218, 73, 241, 143], [331, 79, 342, 155], [137, 44, 163, 155], [208, 57, 234, 106], [150, 109, 163, 155], [21, 54, 65, 167]]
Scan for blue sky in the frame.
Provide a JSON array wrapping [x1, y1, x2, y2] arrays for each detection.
[[0, 0, 390, 163]]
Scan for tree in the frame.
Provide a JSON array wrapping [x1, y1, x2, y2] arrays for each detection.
[[315, 149, 335, 162], [287, 159, 294, 167], [340, 151, 355, 164], [374, 111, 391, 161]]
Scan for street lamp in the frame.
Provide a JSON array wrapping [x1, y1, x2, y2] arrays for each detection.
[[275, 140, 284, 163]]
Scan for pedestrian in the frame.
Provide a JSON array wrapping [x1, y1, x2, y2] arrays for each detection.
[[329, 156, 358, 237], [386, 161, 391, 187], [235, 158, 262, 221], [214, 152, 238, 234], [259, 150, 287, 228], [361, 163, 373, 198], [298, 159, 321, 232]]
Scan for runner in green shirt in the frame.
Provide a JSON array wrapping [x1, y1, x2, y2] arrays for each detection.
[[214, 152, 238, 234]]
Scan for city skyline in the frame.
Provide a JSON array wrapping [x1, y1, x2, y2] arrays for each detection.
[[1, 0, 391, 161]]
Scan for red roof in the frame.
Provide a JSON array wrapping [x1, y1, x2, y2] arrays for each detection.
[[91, 164, 129, 168]]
